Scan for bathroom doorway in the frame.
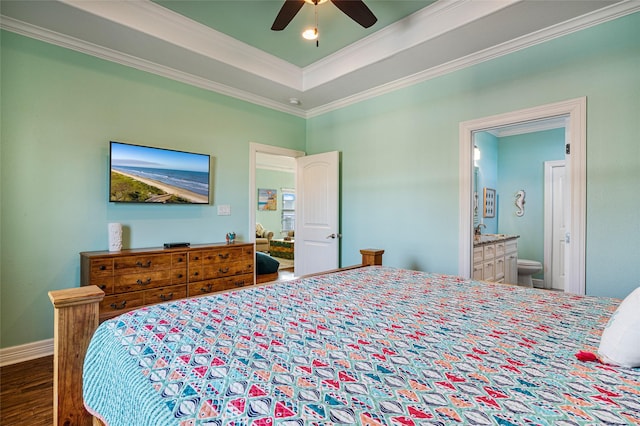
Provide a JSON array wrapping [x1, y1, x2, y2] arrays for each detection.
[[459, 98, 586, 295], [472, 123, 567, 290]]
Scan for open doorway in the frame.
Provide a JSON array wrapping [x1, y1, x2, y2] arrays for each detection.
[[459, 97, 587, 295], [249, 143, 341, 277], [473, 120, 567, 290], [249, 143, 304, 276]]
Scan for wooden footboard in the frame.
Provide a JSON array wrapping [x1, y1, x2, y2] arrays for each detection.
[[48, 286, 105, 426], [48, 248, 383, 425]]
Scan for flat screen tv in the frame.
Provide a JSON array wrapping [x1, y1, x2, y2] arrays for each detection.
[[109, 141, 210, 204]]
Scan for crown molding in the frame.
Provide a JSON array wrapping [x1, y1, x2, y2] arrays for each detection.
[[305, 0, 640, 118], [302, 0, 519, 90], [2, 0, 638, 119], [58, 0, 302, 90], [0, 15, 308, 118]]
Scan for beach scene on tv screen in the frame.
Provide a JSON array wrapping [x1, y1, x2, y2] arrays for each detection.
[[110, 142, 210, 203]]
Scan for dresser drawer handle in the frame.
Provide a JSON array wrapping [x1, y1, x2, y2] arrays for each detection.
[[193, 256, 200, 261], [177, 258, 183, 263], [110, 301, 126, 310], [99, 265, 107, 271], [219, 267, 230, 274], [193, 272, 199, 276], [218, 253, 230, 259], [136, 261, 152, 268], [136, 278, 152, 286], [177, 273, 183, 278], [200, 284, 213, 293], [234, 281, 245, 287], [99, 284, 107, 290], [159, 293, 174, 301]]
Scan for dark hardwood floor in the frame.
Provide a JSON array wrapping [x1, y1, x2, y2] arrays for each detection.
[[0, 355, 53, 425]]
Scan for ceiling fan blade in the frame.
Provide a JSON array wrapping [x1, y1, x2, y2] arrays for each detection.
[[331, 0, 377, 28], [271, 0, 305, 31]]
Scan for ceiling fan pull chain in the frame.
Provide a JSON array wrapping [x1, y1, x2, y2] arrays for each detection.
[[315, 1, 319, 47]]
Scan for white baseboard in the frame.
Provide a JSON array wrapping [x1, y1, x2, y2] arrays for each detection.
[[532, 278, 545, 289], [0, 339, 54, 367]]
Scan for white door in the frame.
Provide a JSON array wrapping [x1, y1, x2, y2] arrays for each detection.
[[295, 151, 339, 276], [544, 160, 566, 290]]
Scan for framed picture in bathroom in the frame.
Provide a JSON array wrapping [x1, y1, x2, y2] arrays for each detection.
[[483, 187, 496, 218]]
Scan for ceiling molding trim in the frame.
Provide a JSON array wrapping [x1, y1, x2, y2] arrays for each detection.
[[0, 15, 307, 118], [3, 0, 637, 120], [306, 0, 640, 118], [59, 0, 303, 90], [302, 0, 519, 90]]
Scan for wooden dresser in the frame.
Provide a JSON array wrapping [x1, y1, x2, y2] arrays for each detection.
[[80, 243, 254, 321]]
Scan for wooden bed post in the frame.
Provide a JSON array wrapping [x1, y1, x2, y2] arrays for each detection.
[[48, 286, 104, 426], [360, 249, 384, 266]]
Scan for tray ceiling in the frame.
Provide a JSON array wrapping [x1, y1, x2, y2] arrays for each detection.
[[1, 0, 636, 117]]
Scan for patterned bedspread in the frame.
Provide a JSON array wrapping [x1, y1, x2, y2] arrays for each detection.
[[83, 266, 640, 425]]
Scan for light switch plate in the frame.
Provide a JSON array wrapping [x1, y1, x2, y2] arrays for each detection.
[[217, 205, 231, 216]]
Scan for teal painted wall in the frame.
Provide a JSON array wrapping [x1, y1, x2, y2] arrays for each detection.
[[1, 13, 639, 350], [307, 12, 640, 299], [0, 31, 305, 348], [497, 129, 566, 279], [255, 169, 295, 236]]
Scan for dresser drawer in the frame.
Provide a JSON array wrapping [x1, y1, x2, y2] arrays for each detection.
[[188, 273, 254, 296], [144, 285, 187, 305], [496, 242, 505, 257], [90, 259, 113, 277], [172, 267, 188, 284], [202, 246, 252, 265], [172, 252, 187, 267], [89, 276, 114, 295], [113, 269, 174, 293], [189, 251, 204, 263], [101, 291, 145, 313], [114, 254, 172, 274], [202, 260, 254, 280], [189, 266, 203, 282]]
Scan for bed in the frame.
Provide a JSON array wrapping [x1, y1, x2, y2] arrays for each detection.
[[49, 250, 639, 425]]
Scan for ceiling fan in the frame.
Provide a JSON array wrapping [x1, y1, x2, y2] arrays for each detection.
[[271, 0, 377, 31]]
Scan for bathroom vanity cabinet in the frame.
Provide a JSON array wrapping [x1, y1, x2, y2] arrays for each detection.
[[473, 235, 518, 284]]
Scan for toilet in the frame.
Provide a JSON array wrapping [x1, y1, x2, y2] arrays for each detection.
[[517, 259, 543, 287]]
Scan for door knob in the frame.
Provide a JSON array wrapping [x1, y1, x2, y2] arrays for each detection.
[[326, 233, 342, 239]]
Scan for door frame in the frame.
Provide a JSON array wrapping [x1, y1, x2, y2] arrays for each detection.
[[458, 97, 586, 295], [249, 142, 305, 246]]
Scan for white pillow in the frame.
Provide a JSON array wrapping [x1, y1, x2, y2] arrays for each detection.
[[598, 286, 640, 367]]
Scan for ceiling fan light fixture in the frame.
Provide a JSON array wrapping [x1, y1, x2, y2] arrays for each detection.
[[302, 27, 318, 40]]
